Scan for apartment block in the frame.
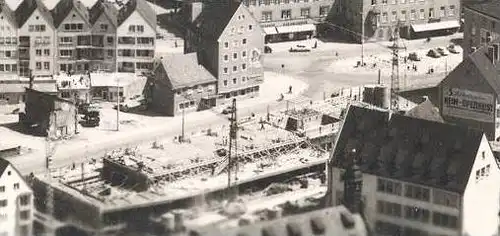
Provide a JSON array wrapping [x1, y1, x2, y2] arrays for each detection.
[[89, 0, 118, 72], [0, 158, 34, 236], [463, 1, 500, 58], [52, 0, 93, 74], [334, 0, 460, 42], [328, 104, 500, 236], [116, 0, 156, 73], [184, 0, 265, 101], [0, 3, 18, 76], [15, 0, 56, 77], [242, 0, 335, 43]]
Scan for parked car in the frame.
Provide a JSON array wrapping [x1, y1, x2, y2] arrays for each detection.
[[436, 47, 448, 56], [264, 45, 273, 53], [221, 106, 235, 115], [427, 49, 441, 58], [408, 52, 421, 61], [289, 44, 311, 52], [447, 44, 460, 54]]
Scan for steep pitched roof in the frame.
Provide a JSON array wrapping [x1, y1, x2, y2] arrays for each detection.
[[117, 0, 155, 28], [191, 205, 367, 236], [0, 158, 9, 177], [464, 0, 500, 21], [467, 45, 500, 95], [0, 2, 17, 28], [405, 98, 444, 123], [330, 104, 485, 193], [51, 0, 91, 28], [15, 0, 53, 28], [194, 0, 241, 41], [89, 0, 118, 26], [158, 53, 216, 89]]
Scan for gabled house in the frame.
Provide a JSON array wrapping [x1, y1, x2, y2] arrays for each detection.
[[184, 0, 265, 102], [89, 0, 118, 72], [149, 53, 217, 116], [327, 103, 500, 236], [0, 2, 18, 76], [15, 0, 55, 77], [116, 0, 156, 73], [52, 0, 92, 74], [0, 158, 34, 236]]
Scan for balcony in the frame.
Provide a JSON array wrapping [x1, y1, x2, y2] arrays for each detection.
[[92, 35, 105, 48], [135, 50, 154, 58], [77, 36, 91, 47], [19, 50, 29, 60], [19, 37, 30, 47], [118, 37, 135, 45]]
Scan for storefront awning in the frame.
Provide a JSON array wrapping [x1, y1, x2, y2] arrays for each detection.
[[263, 27, 278, 35], [411, 20, 460, 32], [276, 24, 316, 34]]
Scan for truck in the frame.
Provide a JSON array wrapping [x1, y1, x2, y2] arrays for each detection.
[[81, 110, 100, 127]]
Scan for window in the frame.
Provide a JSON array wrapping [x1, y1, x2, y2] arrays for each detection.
[[433, 212, 459, 229], [44, 49, 50, 56], [233, 78, 237, 84], [242, 63, 247, 70], [439, 6, 445, 17], [433, 190, 458, 208], [382, 0, 387, 4], [0, 186, 3, 192], [0, 213, 6, 222], [20, 210, 30, 220], [410, 10, 416, 20], [403, 227, 429, 236], [419, 9, 425, 19], [262, 11, 272, 21], [0, 200, 6, 207], [224, 55, 229, 61], [223, 67, 228, 74], [224, 42, 229, 48], [223, 80, 228, 86], [107, 36, 113, 44], [405, 184, 430, 201], [281, 10, 291, 19], [20, 225, 29, 236], [60, 37, 72, 44], [486, 164, 491, 175], [137, 25, 144, 32], [375, 221, 401, 236], [43, 62, 49, 70], [233, 53, 238, 59], [400, 10, 407, 21], [391, 11, 397, 22], [28, 24, 45, 32], [476, 169, 481, 180], [404, 206, 430, 222], [13, 183, 19, 190], [377, 200, 402, 217], [429, 8, 434, 18], [391, 0, 396, 4], [300, 8, 310, 18], [60, 50, 72, 57], [249, 24, 253, 30], [449, 5, 455, 16], [233, 66, 237, 72], [242, 39, 247, 44], [35, 49, 41, 56], [371, 0, 376, 5], [100, 24, 108, 31], [319, 6, 329, 16], [377, 178, 402, 195], [36, 62, 41, 70], [382, 12, 388, 23], [19, 195, 30, 206], [129, 25, 135, 32]]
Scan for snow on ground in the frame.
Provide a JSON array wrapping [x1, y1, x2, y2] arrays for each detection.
[[327, 47, 463, 77]]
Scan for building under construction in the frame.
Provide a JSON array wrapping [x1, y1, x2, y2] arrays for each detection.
[[30, 98, 345, 236]]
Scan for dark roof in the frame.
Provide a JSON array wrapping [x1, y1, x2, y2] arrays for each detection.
[[0, 2, 17, 28], [330, 104, 485, 193], [158, 52, 216, 89], [464, 0, 500, 21], [15, 0, 53, 28], [51, 0, 90, 28], [0, 158, 9, 177], [117, 0, 156, 28], [405, 98, 444, 123], [89, 0, 118, 26], [26, 87, 74, 104], [190, 205, 367, 236], [466, 44, 500, 95], [194, 0, 241, 41]]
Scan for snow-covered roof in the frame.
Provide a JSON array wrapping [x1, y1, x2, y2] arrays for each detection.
[[89, 72, 146, 87], [54, 73, 91, 90]]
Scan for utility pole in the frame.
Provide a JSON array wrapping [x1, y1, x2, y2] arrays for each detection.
[[227, 98, 238, 200], [116, 76, 120, 131], [390, 24, 405, 111], [181, 108, 185, 142], [361, 12, 365, 66]]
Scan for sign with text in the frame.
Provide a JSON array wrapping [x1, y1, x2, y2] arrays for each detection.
[[442, 87, 495, 123]]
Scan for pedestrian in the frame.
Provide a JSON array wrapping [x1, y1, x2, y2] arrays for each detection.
[[281, 64, 285, 69], [174, 40, 178, 48], [313, 41, 318, 49], [407, 65, 410, 70], [289, 85, 293, 94], [260, 123, 265, 130], [335, 52, 339, 56]]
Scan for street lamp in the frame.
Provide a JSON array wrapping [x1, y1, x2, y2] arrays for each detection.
[[115, 75, 120, 131]]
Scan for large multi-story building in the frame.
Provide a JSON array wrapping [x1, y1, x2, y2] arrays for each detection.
[[116, 0, 156, 73], [241, 0, 336, 43], [0, 2, 18, 76], [0, 158, 34, 236], [15, 0, 56, 77], [52, 0, 93, 74], [462, 1, 500, 59], [334, 0, 460, 42], [327, 103, 500, 236], [89, 0, 118, 72], [184, 0, 265, 101]]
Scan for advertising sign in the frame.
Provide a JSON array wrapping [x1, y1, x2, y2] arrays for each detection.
[[442, 87, 495, 123]]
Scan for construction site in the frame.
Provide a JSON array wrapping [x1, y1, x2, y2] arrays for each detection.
[[30, 96, 351, 236]]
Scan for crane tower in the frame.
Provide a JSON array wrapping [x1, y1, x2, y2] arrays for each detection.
[[227, 98, 239, 199], [390, 25, 406, 111]]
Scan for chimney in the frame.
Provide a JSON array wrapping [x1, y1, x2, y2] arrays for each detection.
[[190, 2, 203, 23], [343, 148, 363, 215], [488, 46, 496, 63]]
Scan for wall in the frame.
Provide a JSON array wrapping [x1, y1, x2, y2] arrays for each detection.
[[244, 0, 335, 23], [439, 59, 497, 140], [462, 135, 500, 236], [150, 65, 175, 115], [0, 11, 18, 76], [463, 8, 500, 59], [48, 99, 77, 139], [18, 8, 57, 77], [0, 165, 34, 236], [89, 13, 117, 72], [116, 11, 156, 73], [172, 82, 217, 115]]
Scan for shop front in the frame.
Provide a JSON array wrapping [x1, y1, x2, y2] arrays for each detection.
[[264, 21, 317, 43]]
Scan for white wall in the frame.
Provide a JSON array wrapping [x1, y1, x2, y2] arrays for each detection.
[[0, 12, 17, 73], [462, 135, 500, 236], [0, 165, 33, 236]]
